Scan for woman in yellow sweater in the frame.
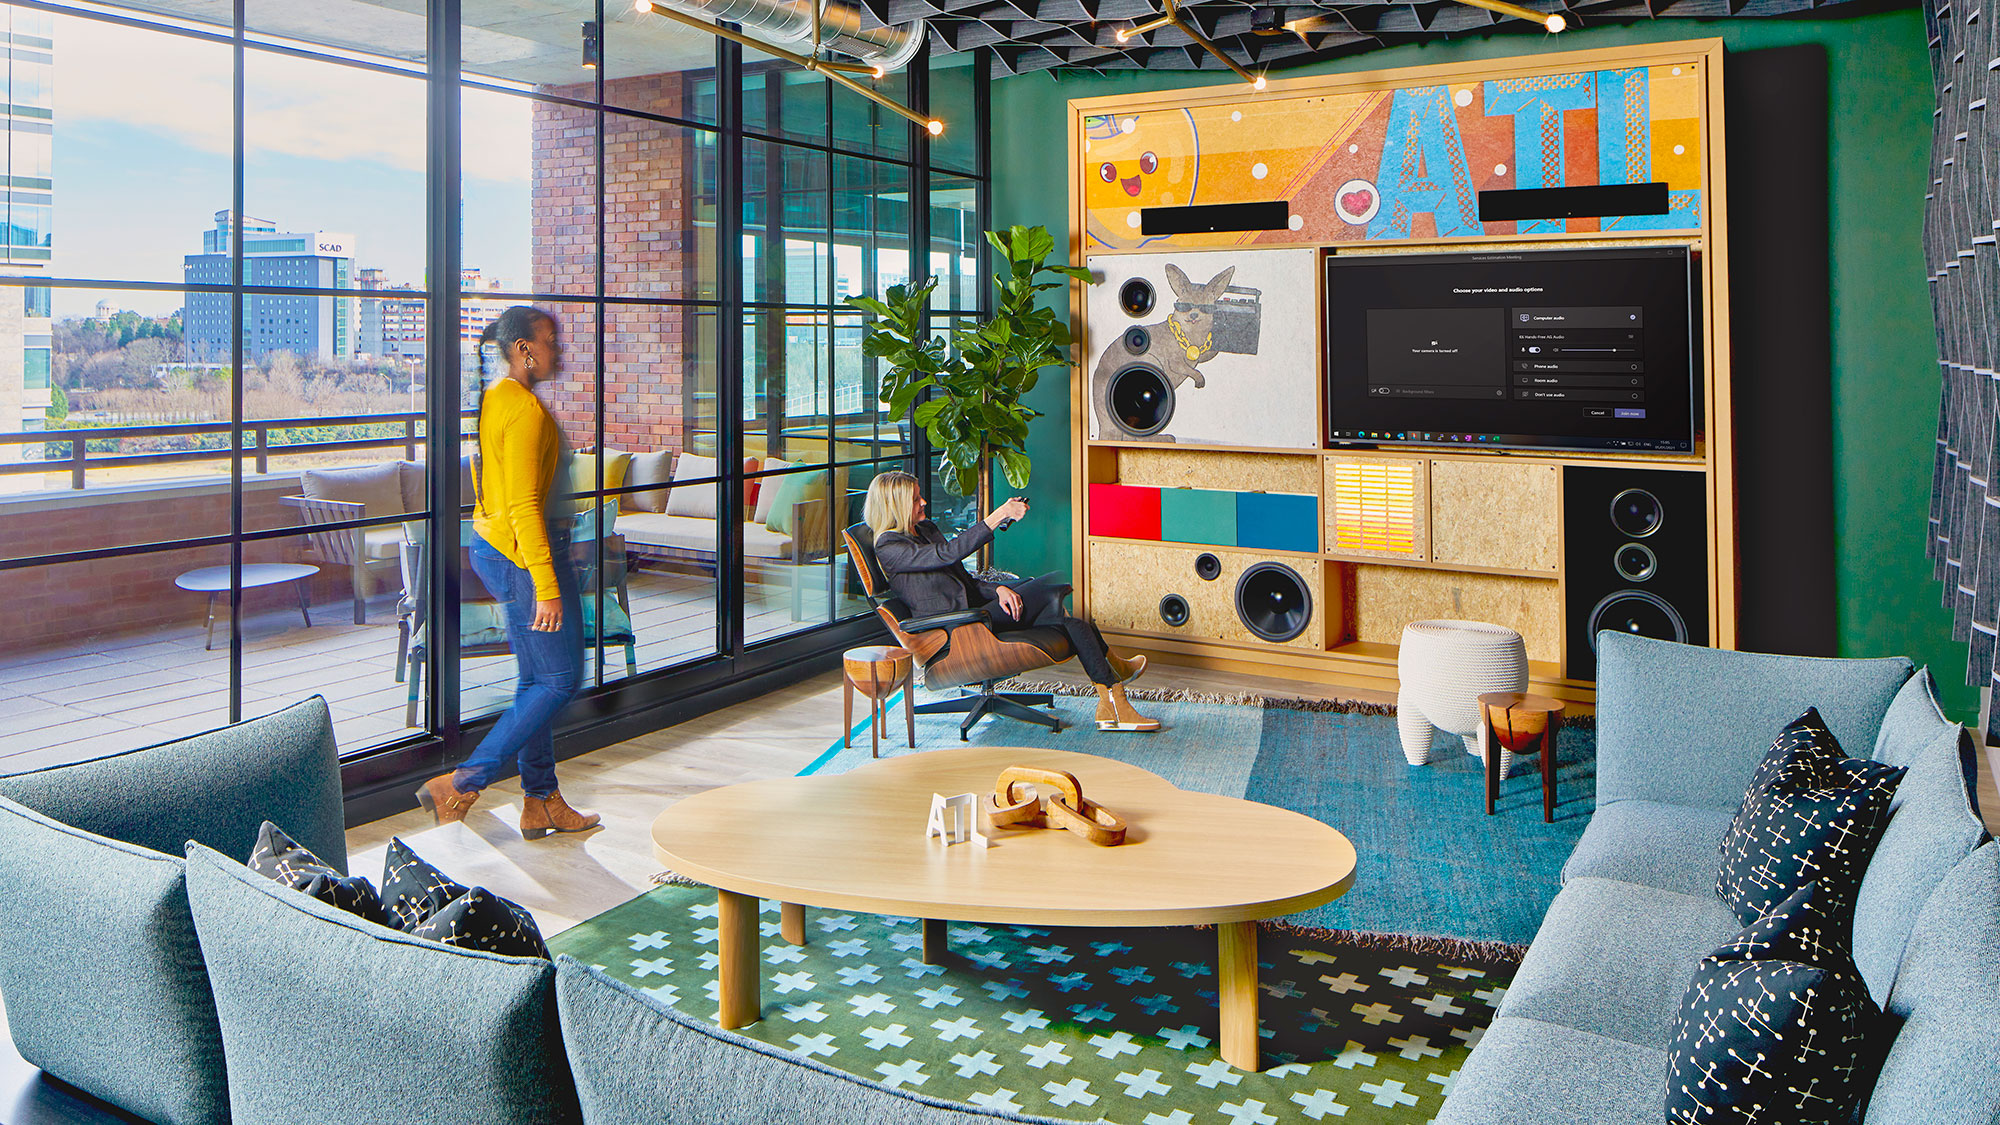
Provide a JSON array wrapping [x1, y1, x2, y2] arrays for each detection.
[[418, 305, 600, 839]]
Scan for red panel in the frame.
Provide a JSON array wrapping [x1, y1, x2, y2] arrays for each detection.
[[1089, 483, 1162, 541]]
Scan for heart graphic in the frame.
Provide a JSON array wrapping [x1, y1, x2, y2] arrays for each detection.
[[1341, 189, 1373, 215]]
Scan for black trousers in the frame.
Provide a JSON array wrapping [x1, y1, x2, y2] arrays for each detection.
[[980, 574, 1119, 686]]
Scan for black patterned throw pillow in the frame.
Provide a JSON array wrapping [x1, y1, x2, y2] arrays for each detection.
[[1715, 708, 1905, 926], [246, 821, 391, 927], [1666, 881, 1881, 1124], [381, 837, 547, 959], [381, 836, 471, 931], [409, 886, 549, 959]]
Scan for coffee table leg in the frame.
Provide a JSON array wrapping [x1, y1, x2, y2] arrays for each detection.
[[716, 889, 761, 1028], [922, 918, 947, 963], [1217, 921, 1261, 1072], [295, 578, 313, 628], [204, 593, 217, 652], [781, 901, 807, 946]]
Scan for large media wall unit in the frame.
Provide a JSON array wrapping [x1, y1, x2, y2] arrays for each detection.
[[1066, 40, 1735, 700]]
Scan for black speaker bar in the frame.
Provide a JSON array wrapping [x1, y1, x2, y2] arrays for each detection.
[[1141, 200, 1290, 236], [1478, 182, 1670, 222]]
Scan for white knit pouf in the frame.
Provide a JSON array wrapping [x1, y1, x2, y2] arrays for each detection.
[[1396, 619, 1530, 776]]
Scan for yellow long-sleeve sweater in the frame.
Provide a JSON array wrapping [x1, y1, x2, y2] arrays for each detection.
[[472, 377, 562, 601]]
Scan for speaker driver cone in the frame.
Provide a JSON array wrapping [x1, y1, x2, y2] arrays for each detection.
[[1614, 542, 1658, 582], [1122, 326, 1150, 355], [1194, 553, 1222, 581], [1158, 594, 1190, 627], [1609, 488, 1664, 538], [1586, 590, 1687, 652], [1118, 278, 1156, 317], [1235, 562, 1312, 643], [1109, 364, 1175, 436]]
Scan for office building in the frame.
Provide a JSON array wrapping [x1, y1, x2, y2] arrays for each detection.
[[183, 211, 353, 363]]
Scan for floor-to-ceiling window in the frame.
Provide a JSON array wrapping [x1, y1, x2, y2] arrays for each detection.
[[0, 0, 988, 786]]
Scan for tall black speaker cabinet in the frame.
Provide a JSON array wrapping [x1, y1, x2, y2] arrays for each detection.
[[1563, 466, 1712, 681]]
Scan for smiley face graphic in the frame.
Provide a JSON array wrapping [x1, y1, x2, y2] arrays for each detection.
[[1084, 111, 1198, 250]]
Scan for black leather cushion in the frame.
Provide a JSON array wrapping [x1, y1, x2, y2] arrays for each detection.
[[1715, 708, 1906, 926], [409, 886, 548, 959], [843, 523, 895, 600], [381, 836, 471, 931], [1665, 881, 1881, 1123], [247, 821, 390, 927]]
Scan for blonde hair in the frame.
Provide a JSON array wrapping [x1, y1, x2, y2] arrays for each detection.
[[864, 470, 921, 537]]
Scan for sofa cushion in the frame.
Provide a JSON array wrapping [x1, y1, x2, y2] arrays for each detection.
[[1865, 842, 2000, 1125], [382, 836, 471, 931], [248, 820, 390, 927], [625, 449, 673, 513], [551, 956, 1072, 1125], [571, 450, 632, 513], [1872, 666, 1955, 768], [1433, 1015, 1668, 1125], [0, 695, 346, 874], [1852, 724, 1987, 1006], [765, 470, 827, 537], [303, 460, 406, 518], [1714, 708, 1904, 926], [184, 843, 580, 1125], [1498, 876, 1742, 1048], [619, 511, 796, 560], [0, 797, 228, 1125], [410, 886, 549, 959], [361, 524, 406, 560], [1664, 881, 1879, 1125], [665, 453, 718, 518], [1560, 800, 1735, 897], [754, 457, 793, 524], [1594, 633, 1913, 812]]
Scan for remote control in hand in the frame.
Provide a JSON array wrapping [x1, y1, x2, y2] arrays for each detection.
[[996, 497, 1028, 531]]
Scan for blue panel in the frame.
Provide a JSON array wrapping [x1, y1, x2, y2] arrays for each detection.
[[1235, 492, 1318, 553]]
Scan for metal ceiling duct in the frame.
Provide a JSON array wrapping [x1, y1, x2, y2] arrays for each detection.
[[652, 0, 927, 74]]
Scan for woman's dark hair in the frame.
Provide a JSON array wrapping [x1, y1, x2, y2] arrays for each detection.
[[478, 304, 553, 379]]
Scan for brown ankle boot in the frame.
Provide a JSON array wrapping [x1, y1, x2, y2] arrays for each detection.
[[521, 791, 602, 840], [416, 774, 480, 825], [1094, 683, 1160, 732], [1108, 652, 1148, 684]]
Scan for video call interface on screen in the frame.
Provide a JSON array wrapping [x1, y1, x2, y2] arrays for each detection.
[[1324, 247, 1696, 453]]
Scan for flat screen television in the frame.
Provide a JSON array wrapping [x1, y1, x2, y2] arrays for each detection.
[[1323, 245, 1697, 454]]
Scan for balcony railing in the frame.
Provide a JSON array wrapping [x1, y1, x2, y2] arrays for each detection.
[[0, 410, 479, 490]]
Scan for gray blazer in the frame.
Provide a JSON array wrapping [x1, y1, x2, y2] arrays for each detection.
[[873, 520, 997, 617]]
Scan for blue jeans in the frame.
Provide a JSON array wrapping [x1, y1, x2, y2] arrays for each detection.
[[457, 530, 582, 798]]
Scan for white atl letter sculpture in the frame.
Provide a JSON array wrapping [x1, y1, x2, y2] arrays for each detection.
[[927, 792, 991, 848], [1396, 619, 1530, 777]]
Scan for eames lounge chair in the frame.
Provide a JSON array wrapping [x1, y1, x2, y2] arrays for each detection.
[[843, 522, 1072, 739]]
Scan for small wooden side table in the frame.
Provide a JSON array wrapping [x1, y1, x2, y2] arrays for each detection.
[[1479, 691, 1564, 823], [843, 646, 914, 758]]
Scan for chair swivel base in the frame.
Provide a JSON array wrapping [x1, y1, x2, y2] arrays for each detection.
[[917, 688, 1061, 740]]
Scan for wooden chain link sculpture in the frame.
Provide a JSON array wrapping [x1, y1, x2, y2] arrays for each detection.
[[980, 766, 1128, 846]]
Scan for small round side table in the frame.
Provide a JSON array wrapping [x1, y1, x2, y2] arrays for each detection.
[[1479, 691, 1565, 823], [843, 646, 914, 758]]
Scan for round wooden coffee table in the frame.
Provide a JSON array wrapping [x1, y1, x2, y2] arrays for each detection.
[[651, 746, 1357, 1071]]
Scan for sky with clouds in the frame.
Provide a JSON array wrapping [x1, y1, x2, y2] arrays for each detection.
[[45, 12, 531, 318]]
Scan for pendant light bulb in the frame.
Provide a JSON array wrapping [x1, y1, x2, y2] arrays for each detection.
[[1252, 74, 1266, 90], [1544, 12, 1566, 31]]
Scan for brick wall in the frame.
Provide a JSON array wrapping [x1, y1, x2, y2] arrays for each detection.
[[529, 74, 702, 463]]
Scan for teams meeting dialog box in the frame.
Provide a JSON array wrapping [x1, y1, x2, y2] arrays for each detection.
[[1364, 306, 1649, 417]]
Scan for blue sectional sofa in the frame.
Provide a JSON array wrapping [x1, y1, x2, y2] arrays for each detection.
[[1436, 633, 2000, 1125]]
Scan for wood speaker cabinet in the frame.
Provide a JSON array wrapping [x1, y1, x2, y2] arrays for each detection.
[[1088, 541, 1324, 651]]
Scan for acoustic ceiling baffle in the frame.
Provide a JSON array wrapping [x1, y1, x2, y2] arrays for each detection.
[[1115, 0, 1269, 87]]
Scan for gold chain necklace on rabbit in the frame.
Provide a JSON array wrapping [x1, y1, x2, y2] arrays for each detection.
[[1168, 317, 1211, 362]]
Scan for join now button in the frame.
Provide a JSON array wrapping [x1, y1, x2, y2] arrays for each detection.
[[1614, 408, 1647, 419]]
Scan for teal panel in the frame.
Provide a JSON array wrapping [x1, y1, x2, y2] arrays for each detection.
[[1159, 488, 1237, 546]]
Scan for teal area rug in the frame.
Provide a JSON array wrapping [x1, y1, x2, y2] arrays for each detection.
[[547, 883, 1521, 1125], [811, 687, 1595, 947]]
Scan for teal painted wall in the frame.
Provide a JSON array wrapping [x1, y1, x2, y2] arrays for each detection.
[[986, 9, 1975, 716]]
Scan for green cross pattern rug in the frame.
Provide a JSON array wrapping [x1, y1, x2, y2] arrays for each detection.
[[547, 883, 1521, 1124]]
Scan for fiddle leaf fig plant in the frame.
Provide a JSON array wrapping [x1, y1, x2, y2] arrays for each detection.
[[848, 224, 1091, 507]]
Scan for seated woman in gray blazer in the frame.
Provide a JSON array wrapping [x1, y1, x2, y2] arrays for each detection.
[[865, 470, 1158, 732]]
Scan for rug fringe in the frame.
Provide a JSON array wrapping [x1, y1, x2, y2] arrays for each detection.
[[1257, 920, 1528, 965], [649, 870, 709, 889], [996, 676, 1594, 727]]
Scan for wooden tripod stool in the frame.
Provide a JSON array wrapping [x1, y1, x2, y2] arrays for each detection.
[[843, 646, 915, 758], [1479, 691, 1564, 823]]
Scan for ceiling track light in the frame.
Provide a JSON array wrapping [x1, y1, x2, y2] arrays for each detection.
[[634, 0, 941, 134], [1115, 0, 1266, 89], [581, 20, 602, 68], [1449, 0, 1568, 33]]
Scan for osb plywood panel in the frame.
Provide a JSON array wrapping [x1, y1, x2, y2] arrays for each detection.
[[1116, 449, 1321, 493], [1429, 460, 1561, 573], [1350, 565, 1562, 663], [1088, 540, 1325, 651], [1324, 456, 1429, 562]]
